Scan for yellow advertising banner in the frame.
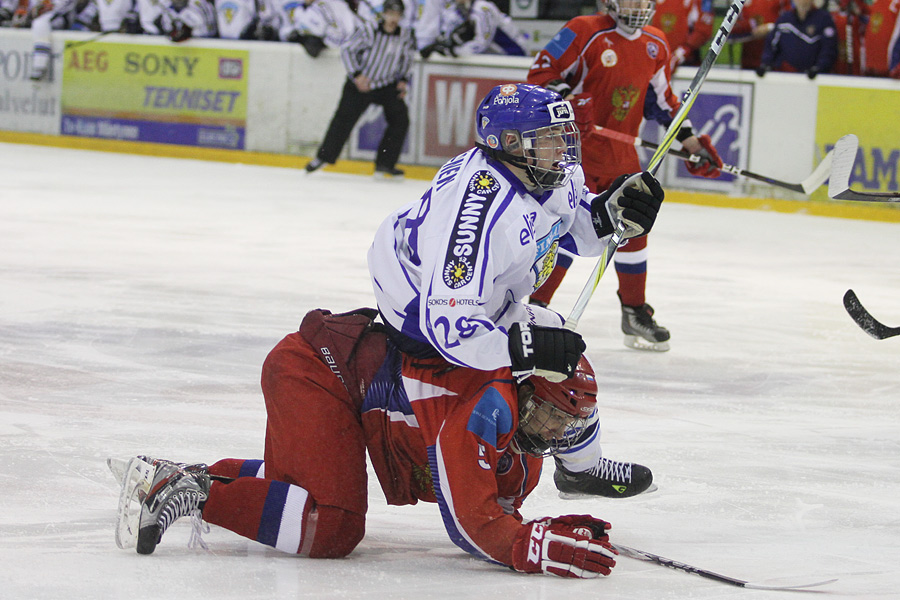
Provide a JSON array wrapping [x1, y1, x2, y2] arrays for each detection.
[[816, 86, 900, 196], [61, 43, 248, 149]]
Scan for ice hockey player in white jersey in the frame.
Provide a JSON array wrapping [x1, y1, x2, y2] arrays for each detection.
[[417, 0, 527, 58], [137, 0, 216, 40], [368, 83, 661, 498], [92, 0, 138, 32], [213, 0, 260, 39], [27, 0, 98, 81], [261, 0, 364, 56]]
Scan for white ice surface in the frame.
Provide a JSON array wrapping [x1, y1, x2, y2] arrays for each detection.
[[2, 143, 899, 599]]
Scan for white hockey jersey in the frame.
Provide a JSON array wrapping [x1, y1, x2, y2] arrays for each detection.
[[368, 149, 608, 371], [416, 0, 526, 55], [214, 0, 258, 38], [94, 0, 134, 32], [279, 0, 362, 45]]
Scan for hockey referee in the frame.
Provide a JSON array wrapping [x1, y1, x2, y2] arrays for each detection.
[[305, 0, 415, 178]]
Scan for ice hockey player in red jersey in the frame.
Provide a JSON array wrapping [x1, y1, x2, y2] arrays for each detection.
[[651, 0, 715, 72], [526, 0, 723, 352], [114, 308, 619, 578]]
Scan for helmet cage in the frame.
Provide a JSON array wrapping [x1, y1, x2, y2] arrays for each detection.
[[515, 122, 581, 191], [513, 385, 592, 458], [606, 0, 656, 32]]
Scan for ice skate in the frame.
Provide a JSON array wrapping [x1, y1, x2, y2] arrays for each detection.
[[114, 457, 211, 554], [621, 301, 670, 352], [136, 460, 210, 554], [554, 456, 655, 498]]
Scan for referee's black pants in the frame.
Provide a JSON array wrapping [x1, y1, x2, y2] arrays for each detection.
[[316, 78, 410, 170]]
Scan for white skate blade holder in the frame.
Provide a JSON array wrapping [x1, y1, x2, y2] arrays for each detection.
[[114, 457, 156, 550]]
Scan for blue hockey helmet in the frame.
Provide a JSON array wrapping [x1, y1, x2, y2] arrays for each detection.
[[475, 83, 581, 191]]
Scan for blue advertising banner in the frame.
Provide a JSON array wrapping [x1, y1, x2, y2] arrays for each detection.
[[643, 79, 753, 193]]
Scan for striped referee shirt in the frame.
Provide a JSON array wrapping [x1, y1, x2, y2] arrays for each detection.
[[341, 20, 415, 90]]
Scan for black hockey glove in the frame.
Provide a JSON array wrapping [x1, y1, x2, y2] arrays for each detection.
[[806, 66, 820, 79], [591, 172, 664, 240], [448, 20, 475, 47], [508, 322, 586, 383], [420, 40, 452, 59], [545, 79, 573, 99], [169, 22, 193, 42], [755, 64, 770, 78]]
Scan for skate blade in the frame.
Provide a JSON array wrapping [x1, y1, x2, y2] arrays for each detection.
[[107, 457, 129, 484], [115, 457, 156, 550], [623, 335, 670, 352], [558, 482, 659, 500]]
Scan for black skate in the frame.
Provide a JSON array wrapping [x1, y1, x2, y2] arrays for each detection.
[[554, 457, 655, 498], [621, 300, 670, 352]]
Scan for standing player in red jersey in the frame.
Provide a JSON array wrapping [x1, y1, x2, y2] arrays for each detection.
[[526, 0, 723, 352], [651, 0, 715, 73]]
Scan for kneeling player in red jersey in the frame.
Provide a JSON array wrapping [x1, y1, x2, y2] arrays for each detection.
[[113, 308, 619, 578]]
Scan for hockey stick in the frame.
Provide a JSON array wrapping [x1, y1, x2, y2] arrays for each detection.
[[843, 289, 900, 340], [595, 126, 833, 195], [612, 543, 837, 591], [564, 0, 747, 331], [64, 30, 116, 50], [828, 134, 900, 202]]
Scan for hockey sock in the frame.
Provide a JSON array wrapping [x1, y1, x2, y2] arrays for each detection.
[[203, 477, 316, 554], [208, 458, 265, 480], [202, 466, 366, 557], [614, 235, 648, 306], [530, 252, 574, 306]]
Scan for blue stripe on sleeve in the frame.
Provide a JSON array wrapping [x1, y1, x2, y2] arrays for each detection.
[[545, 27, 576, 60]]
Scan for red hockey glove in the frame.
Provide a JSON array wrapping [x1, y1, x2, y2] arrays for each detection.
[[542, 514, 612, 542], [511, 519, 617, 578], [685, 134, 723, 178], [570, 93, 595, 135]]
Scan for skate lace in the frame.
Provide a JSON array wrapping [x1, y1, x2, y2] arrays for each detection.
[[588, 458, 632, 483], [188, 509, 210, 551], [158, 489, 204, 538]]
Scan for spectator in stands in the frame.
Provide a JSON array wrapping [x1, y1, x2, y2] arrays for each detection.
[[417, 0, 528, 58], [829, 0, 870, 75], [304, 0, 414, 178], [651, 0, 714, 73], [757, 0, 838, 78], [729, 0, 790, 71], [863, 0, 900, 76]]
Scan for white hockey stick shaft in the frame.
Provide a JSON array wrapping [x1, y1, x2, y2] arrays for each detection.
[[564, 0, 747, 331], [828, 134, 900, 202]]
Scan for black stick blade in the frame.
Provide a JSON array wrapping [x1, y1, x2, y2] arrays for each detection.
[[843, 289, 900, 340]]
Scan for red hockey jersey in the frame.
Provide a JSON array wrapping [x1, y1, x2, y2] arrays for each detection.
[[652, 0, 715, 67], [361, 350, 543, 566], [528, 14, 683, 186]]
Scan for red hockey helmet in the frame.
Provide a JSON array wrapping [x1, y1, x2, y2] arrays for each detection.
[[513, 356, 598, 457]]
